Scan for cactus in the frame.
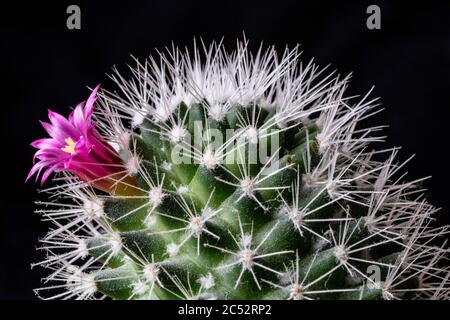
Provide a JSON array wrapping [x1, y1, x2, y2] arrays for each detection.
[[28, 39, 450, 300]]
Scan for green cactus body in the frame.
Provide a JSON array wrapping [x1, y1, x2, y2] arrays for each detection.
[[33, 40, 450, 300]]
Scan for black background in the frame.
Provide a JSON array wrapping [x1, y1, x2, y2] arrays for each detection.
[[1, 0, 449, 299]]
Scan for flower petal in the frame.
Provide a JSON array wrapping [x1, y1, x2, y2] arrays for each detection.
[[84, 84, 100, 118]]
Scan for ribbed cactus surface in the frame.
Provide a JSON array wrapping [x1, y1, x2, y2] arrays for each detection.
[[30, 40, 450, 300]]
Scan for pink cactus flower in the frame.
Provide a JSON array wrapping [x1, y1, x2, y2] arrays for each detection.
[[27, 85, 138, 196]]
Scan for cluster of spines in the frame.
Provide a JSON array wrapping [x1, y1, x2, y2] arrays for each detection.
[[33, 39, 450, 300]]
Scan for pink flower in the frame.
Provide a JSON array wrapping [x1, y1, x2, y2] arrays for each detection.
[[27, 85, 138, 196]]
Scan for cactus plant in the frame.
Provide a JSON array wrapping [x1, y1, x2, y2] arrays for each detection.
[[28, 39, 450, 300]]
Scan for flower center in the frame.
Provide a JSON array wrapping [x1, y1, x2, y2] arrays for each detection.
[[61, 137, 77, 155]]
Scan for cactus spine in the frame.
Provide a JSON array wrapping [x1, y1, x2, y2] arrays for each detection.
[[33, 40, 450, 300]]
